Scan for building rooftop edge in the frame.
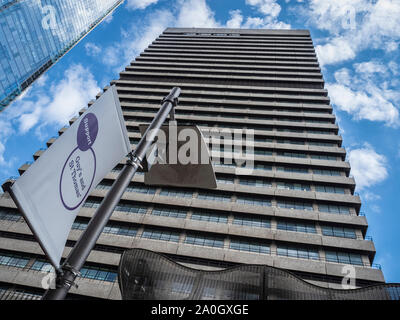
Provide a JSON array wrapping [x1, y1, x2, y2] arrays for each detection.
[[164, 27, 310, 35]]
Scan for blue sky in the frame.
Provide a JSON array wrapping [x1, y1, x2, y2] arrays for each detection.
[[0, 0, 399, 282]]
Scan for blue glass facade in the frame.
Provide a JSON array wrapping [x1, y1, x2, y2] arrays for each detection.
[[0, 0, 124, 111]]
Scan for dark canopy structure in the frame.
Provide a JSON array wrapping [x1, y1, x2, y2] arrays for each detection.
[[118, 249, 400, 300]]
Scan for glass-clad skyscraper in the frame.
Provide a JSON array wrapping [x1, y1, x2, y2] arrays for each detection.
[[0, 0, 124, 111]]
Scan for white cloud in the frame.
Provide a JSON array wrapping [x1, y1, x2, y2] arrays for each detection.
[[354, 61, 387, 75], [306, 0, 370, 34], [246, 0, 282, 17], [327, 62, 400, 126], [226, 10, 243, 29], [0, 115, 16, 170], [305, 0, 400, 66], [348, 144, 388, 190], [17, 64, 100, 133], [126, 0, 159, 10], [333, 68, 352, 86], [102, 46, 120, 66], [243, 0, 290, 29], [315, 37, 355, 66], [0, 139, 7, 167], [328, 82, 399, 126], [85, 42, 102, 57], [176, 0, 219, 28]]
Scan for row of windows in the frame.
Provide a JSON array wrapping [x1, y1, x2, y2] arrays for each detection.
[[72, 221, 138, 237], [152, 207, 187, 219], [176, 112, 334, 125], [98, 177, 347, 195], [321, 225, 357, 239], [277, 221, 316, 234], [217, 177, 346, 194], [325, 251, 363, 266], [210, 147, 340, 161], [191, 211, 228, 223], [126, 116, 336, 136], [75, 204, 360, 239], [233, 216, 271, 228], [84, 196, 352, 215], [97, 182, 156, 195], [0, 253, 29, 268], [212, 161, 344, 176], [0, 208, 22, 222], [185, 234, 224, 248], [138, 234, 364, 265], [277, 246, 320, 260], [30, 260, 118, 282], [125, 100, 330, 114], [141, 229, 180, 242], [230, 240, 270, 254]]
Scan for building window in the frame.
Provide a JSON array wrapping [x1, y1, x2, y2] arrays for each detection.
[[230, 240, 270, 254], [309, 141, 336, 147], [80, 266, 118, 282], [253, 149, 273, 156], [311, 154, 337, 161], [197, 191, 231, 202], [254, 137, 273, 143], [254, 164, 273, 171], [277, 128, 303, 133], [72, 221, 88, 231], [277, 221, 316, 234], [141, 228, 180, 242], [315, 185, 345, 194], [0, 253, 29, 268], [31, 260, 54, 272], [277, 200, 313, 211], [236, 196, 271, 207], [73, 220, 138, 237], [308, 130, 333, 135], [160, 188, 193, 198], [321, 225, 357, 239], [126, 184, 157, 195], [191, 211, 228, 223], [185, 234, 224, 248], [103, 223, 138, 237], [213, 162, 237, 168], [83, 199, 101, 209], [114, 202, 148, 214], [276, 182, 311, 191], [0, 208, 22, 222], [277, 151, 307, 159], [277, 166, 308, 174], [319, 204, 350, 215], [233, 215, 271, 228], [216, 176, 235, 184], [325, 251, 363, 266], [152, 207, 187, 219], [277, 246, 319, 260], [276, 139, 305, 145], [239, 177, 272, 188], [313, 169, 342, 176], [129, 137, 140, 145]]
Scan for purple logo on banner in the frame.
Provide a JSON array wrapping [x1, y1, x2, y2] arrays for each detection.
[[77, 113, 98, 151], [59, 113, 98, 211]]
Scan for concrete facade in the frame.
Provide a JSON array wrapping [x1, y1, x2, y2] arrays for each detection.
[[0, 28, 384, 300]]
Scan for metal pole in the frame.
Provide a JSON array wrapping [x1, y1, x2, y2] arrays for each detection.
[[42, 87, 181, 300]]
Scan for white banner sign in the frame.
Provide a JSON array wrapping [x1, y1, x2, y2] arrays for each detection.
[[10, 85, 130, 268]]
